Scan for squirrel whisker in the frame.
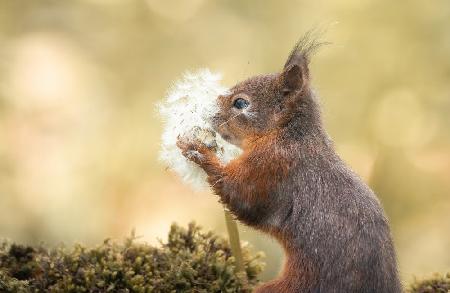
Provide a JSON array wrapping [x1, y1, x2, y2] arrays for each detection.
[[219, 112, 242, 128]]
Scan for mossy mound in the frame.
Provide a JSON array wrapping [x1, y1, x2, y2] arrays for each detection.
[[1, 222, 448, 293], [0, 223, 264, 293], [408, 273, 450, 293]]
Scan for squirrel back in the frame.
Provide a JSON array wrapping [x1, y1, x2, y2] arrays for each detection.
[[177, 35, 403, 293]]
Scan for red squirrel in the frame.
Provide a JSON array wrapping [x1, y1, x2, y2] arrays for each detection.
[[177, 36, 403, 293]]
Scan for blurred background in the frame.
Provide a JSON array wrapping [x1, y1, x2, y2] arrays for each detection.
[[0, 0, 449, 283]]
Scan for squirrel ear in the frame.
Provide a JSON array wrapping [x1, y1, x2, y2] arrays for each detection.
[[281, 33, 325, 95], [281, 63, 305, 95]]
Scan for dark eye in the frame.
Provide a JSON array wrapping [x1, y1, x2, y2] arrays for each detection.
[[233, 98, 249, 109]]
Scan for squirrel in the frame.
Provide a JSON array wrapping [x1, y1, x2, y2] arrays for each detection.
[[177, 36, 403, 293]]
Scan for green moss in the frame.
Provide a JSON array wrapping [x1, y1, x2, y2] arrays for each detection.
[[0, 270, 29, 292], [1, 223, 448, 293], [0, 223, 264, 293], [408, 273, 450, 293]]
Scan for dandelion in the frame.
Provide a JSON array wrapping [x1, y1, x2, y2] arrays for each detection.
[[158, 69, 241, 189]]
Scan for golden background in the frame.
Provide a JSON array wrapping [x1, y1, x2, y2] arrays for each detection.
[[0, 0, 449, 283]]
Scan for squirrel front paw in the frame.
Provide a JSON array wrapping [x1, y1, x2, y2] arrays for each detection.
[[176, 133, 215, 166]]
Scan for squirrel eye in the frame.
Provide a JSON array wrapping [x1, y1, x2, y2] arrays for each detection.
[[233, 98, 249, 110]]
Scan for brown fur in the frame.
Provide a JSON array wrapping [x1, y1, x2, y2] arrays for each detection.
[[177, 36, 402, 293]]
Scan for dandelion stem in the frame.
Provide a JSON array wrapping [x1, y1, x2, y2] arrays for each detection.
[[224, 209, 244, 272]]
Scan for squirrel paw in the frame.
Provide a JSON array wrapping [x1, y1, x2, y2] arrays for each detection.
[[177, 135, 214, 166]]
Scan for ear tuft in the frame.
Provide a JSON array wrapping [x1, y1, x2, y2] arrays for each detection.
[[281, 31, 329, 95], [284, 30, 328, 69]]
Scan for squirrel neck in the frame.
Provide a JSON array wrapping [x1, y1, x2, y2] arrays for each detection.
[[280, 91, 333, 150]]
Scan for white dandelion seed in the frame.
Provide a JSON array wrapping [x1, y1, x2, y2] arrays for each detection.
[[158, 69, 242, 189]]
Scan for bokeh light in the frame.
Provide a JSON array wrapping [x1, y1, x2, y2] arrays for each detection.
[[0, 0, 449, 283]]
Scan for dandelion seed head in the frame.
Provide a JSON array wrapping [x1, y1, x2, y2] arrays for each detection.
[[159, 69, 241, 189]]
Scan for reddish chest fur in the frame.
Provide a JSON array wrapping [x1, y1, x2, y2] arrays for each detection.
[[224, 132, 289, 206]]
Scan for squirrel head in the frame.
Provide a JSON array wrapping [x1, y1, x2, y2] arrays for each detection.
[[211, 37, 323, 147]]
